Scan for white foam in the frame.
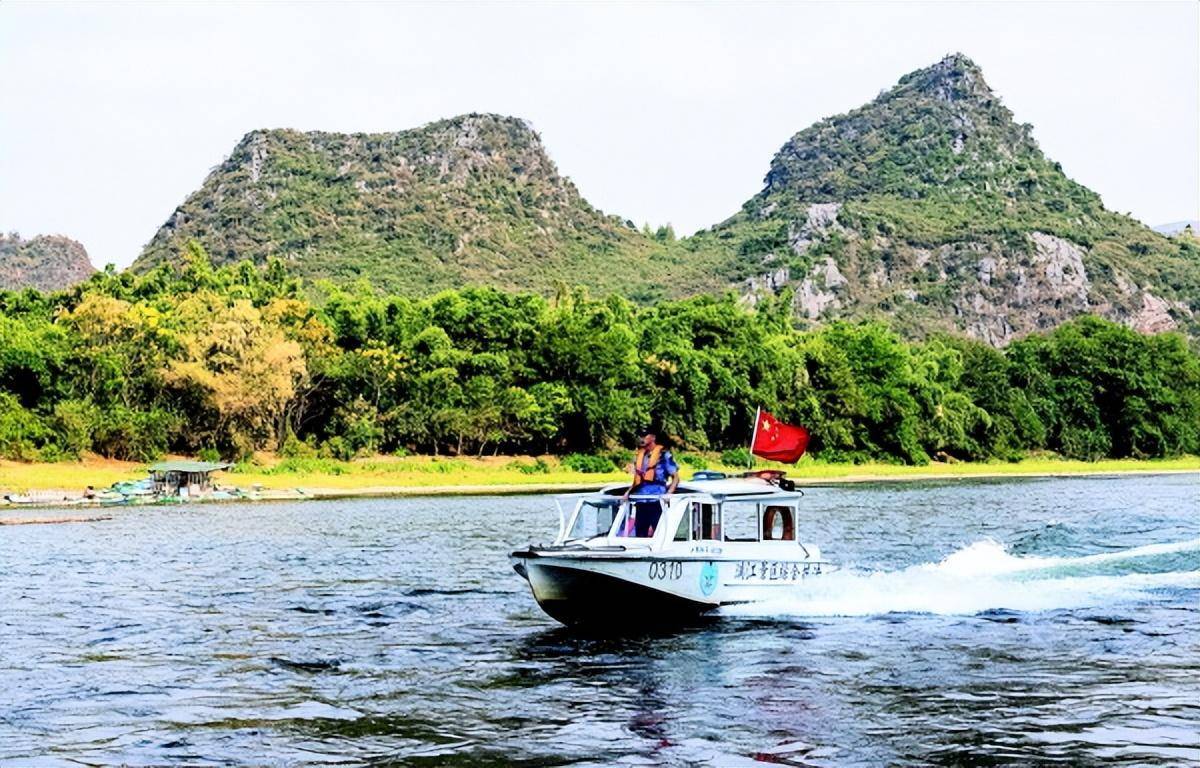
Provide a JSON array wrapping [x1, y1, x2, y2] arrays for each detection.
[[936, 537, 1200, 576], [719, 538, 1200, 618]]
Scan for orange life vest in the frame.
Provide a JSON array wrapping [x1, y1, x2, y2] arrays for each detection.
[[633, 445, 663, 485]]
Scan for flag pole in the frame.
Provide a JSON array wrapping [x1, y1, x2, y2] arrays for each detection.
[[748, 406, 760, 470]]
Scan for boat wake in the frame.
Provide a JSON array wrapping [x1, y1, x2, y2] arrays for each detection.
[[719, 538, 1200, 618]]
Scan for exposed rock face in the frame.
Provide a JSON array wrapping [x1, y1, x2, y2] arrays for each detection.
[[1132, 292, 1177, 334], [789, 203, 842, 255], [744, 265, 790, 296], [794, 256, 848, 320], [947, 233, 1094, 345], [1028, 232, 1089, 309], [0, 233, 95, 291]]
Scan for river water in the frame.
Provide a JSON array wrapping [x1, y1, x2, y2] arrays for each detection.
[[1, 474, 1197, 765]]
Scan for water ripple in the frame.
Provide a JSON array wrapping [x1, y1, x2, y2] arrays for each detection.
[[0, 475, 1197, 764]]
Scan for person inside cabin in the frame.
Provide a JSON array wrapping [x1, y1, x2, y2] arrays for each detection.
[[620, 425, 680, 537]]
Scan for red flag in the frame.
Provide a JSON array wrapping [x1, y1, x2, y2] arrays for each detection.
[[751, 409, 809, 463]]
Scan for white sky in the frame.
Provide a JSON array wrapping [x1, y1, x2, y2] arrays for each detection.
[[1, 1, 1197, 269]]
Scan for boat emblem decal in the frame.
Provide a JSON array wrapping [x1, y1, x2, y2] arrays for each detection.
[[699, 562, 718, 596]]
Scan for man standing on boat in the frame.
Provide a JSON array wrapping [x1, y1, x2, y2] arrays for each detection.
[[621, 425, 680, 537]]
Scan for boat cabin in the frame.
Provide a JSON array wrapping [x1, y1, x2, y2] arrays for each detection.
[[555, 474, 806, 550], [147, 460, 232, 498]]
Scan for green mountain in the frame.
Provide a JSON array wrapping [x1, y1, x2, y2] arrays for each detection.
[[706, 53, 1199, 343], [134, 55, 1198, 344], [135, 114, 722, 300], [0, 232, 95, 291]]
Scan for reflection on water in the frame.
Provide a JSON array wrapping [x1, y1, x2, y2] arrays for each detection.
[[1, 475, 1197, 765]]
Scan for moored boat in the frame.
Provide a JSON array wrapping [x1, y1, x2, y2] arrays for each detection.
[[511, 471, 834, 627]]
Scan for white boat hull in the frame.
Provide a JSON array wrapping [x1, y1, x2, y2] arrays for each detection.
[[512, 548, 832, 627]]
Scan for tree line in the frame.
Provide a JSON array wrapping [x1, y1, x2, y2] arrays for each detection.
[[0, 246, 1197, 465]]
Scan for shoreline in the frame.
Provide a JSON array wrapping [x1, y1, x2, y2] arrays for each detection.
[[1, 455, 1197, 515], [275, 466, 1200, 500]]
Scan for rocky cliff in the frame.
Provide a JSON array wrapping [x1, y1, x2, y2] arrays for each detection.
[[0, 233, 95, 291], [708, 54, 1200, 343]]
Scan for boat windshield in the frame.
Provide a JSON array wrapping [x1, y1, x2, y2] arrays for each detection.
[[564, 498, 621, 541]]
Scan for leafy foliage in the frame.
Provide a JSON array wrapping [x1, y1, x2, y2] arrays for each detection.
[[0, 251, 1196, 465], [720, 447, 754, 468], [562, 453, 617, 474]]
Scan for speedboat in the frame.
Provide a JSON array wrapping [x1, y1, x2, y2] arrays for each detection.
[[510, 471, 834, 627]]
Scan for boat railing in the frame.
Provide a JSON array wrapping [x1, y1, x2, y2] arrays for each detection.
[[558, 494, 678, 545]]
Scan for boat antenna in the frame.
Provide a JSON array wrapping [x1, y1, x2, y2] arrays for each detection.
[[748, 405, 760, 470]]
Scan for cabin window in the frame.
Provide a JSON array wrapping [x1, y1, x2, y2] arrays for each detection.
[[566, 501, 619, 541], [689, 503, 721, 541], [722, 501, 760, 542]]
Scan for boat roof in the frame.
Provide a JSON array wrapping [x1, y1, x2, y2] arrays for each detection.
[[147, 460, 232, 474], [590, 474, 802, 502]]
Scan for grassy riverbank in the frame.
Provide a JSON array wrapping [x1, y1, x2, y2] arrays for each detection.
[[2, 453, 1198, 497]]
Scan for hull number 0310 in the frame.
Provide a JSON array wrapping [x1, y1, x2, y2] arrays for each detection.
[[647, 561, 683, 580]]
